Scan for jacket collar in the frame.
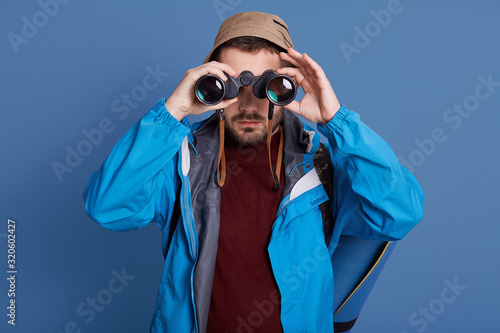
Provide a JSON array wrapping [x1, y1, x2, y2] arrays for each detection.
[[188, 109, 321, 198]]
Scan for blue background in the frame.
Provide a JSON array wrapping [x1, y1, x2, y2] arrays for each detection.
[[2, 0, 499, 332]]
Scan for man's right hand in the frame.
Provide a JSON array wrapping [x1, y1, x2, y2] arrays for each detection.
[[165, 61, 239, 121]]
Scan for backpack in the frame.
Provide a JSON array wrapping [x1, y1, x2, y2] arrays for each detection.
[[314, 142, 396, 333]]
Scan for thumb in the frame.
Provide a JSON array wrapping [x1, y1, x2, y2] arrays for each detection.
[[214, 97, 238, 111], [284, 100, 300, 115]]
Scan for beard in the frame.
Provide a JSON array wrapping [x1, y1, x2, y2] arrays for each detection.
[[224, 106, 284, 146]]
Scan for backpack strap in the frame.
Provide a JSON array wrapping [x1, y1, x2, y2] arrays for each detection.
[[166, 183, 182, 256], [313, 143, 335, 245]]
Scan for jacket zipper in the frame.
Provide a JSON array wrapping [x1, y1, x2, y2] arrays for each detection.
[[181, 176, 199, 333]]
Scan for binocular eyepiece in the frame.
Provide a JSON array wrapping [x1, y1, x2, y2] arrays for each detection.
[[195, 70, 297, 107]]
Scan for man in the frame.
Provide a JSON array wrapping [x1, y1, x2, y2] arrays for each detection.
[[84, 11, 424, 333]]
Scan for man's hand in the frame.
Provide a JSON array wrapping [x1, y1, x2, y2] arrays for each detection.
[[165, 61, 239, 121], [277, 48, 341, 124]]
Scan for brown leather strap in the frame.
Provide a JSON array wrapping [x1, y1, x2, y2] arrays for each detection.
[[276, 126, 284, 183], [217, 111, 226, 187], [267, 119, 283, 190]]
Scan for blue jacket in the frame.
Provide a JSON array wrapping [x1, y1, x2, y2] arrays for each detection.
[[84, 99, 424, 332]]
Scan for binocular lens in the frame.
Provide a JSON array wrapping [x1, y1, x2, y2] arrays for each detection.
[[195, 75, 224, 105], [267, 77, 295, 105]]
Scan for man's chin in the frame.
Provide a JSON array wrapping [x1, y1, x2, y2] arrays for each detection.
[[226, 126, 267, 146]]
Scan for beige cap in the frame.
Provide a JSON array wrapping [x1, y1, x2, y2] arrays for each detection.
[[203, 11, 293, 63]]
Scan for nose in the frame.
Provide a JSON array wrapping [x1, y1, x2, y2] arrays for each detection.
[[237, 86, 259, 113]]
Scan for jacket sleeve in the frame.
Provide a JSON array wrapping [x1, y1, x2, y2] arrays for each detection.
[[83, 99, 190, 231], [317, 105, 424, 241]]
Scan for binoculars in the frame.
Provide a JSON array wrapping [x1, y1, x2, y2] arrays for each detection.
[[194, 70, 297, 107]]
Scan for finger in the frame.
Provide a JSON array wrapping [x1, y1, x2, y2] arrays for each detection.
[[302, 53, 327, 81], [214, 97, 238, 110], [209, 61, 238, 78], [198, 61, 238, 80], [185, 68, 227, 88], [280, 51, 314, 84], [280, 51, 302, 69], [285, 50, 319, 80], [286, 48, 312, 73], [205, 61, 237, 74], [284, 100, 300, 114], [276, 67, 306, 86], [276, 66, 316, 93], [285, 48, 305, 64]]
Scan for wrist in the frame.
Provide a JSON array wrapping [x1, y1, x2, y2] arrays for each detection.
[[320, 103, 341, 124], [164, 99, 187, 122]]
